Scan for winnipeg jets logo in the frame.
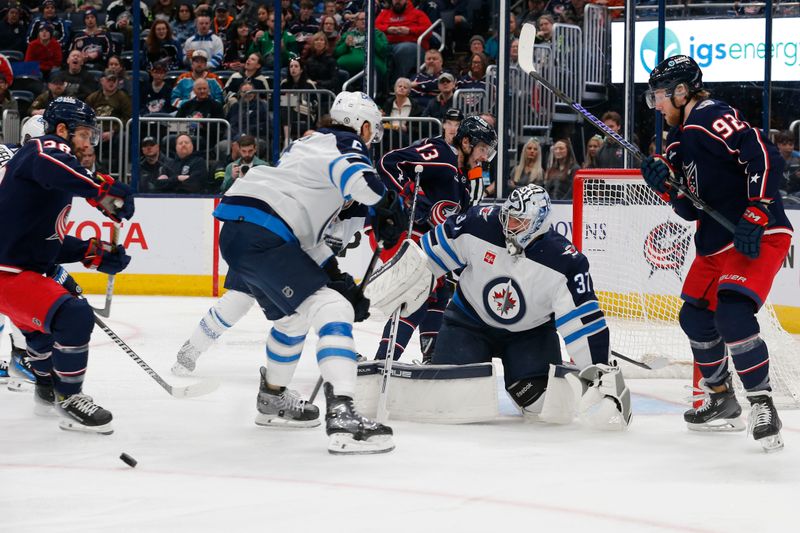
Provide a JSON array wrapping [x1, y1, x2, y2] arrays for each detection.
[[482, 277, 526, 324], [47, 205, 72, 242], [643, 221, 692, 278]]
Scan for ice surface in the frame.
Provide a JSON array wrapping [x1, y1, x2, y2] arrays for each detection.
[[2, 296, 799, 532]]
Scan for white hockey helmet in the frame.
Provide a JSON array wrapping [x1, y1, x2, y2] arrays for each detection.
[[499, 184, 552, 254], [329, 91, 383, 144], [21, 115, 47, 143]]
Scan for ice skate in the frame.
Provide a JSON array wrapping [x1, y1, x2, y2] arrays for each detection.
[[684, 376, 744, 432], [33, 380, 56, 417], [255, 367, 320, 428], [746, 392, 784, 453], [0, 359, 8, 384], [56, 393, 113, 435], [7, 348, 34, 392], [324, 382, 394, 455], [171, 340, 201, 376]]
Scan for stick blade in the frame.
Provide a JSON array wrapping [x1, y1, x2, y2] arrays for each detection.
[[517, 22, 539, 75], [170, 378, 220, 399]]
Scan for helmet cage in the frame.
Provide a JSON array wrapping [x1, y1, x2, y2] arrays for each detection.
[[499, 185, 551, 254]]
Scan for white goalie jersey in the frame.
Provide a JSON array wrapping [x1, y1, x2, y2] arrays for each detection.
[[419, 205, 610, 369], [214, 129, 384, 265]]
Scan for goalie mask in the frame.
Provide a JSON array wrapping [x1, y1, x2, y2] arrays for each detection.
[[500, 184, 551, 255], [330, 90, 384, 144]]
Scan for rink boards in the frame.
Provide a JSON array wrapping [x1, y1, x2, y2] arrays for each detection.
[[64, 196, 800, 332]]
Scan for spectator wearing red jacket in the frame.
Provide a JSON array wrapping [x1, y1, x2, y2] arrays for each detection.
[[24, 23, 62, 79], [376, 0, 431, 80]]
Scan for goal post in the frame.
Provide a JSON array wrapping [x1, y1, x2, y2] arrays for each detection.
[[572, 169, 800, 408]]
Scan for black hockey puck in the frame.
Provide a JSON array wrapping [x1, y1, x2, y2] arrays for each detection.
[[119, 453, 137, 468]]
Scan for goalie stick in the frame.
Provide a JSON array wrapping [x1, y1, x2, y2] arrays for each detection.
[[92, 222, 119, 318], [376, 164, 425, 423], [517, 23, 736, 234], [94, 314, 219, 399]]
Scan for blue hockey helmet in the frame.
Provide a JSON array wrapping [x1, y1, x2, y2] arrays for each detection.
[[453, 115, 497, 161], [500, 184, 551, 254], [645, 55, 703, 109], [42, 96, 100, 145]]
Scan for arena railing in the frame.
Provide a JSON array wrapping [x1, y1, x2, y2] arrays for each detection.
[[278, 88, 338, 147], [416, 19, 446, 72], [126, 116, 232, 182], [608, 2, 800, 19], [341, 71, 364, 92], [1, 109, 20, 144], [375, 116, 442, 160], [550, 23, 584, 123], [790, 119, 800, 149], [96, 116, 125, 180], [583, 4, 609, 101], [453, 88, 487, 118]]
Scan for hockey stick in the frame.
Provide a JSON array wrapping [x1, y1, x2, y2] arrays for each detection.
[[611, 349, 669, 371], [376, 164, 424, 423], [308, 243, 384, 403], [517, 23, 736, 234], [94, 314, 220, 398], [92, 222, 119, 318]]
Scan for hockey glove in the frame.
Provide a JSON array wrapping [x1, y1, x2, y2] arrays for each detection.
[[371, 189, 405, 249], [734, 201, 774, 259], [640, 155, 677, 201], [324, 258, 370, 322], [47, 264, 84, 297], [81, 238, 132, 275], [87, 174, 135, 222]]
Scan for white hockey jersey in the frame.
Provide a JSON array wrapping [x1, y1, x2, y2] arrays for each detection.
[[214, 128, 385, 265], [420, 205, 610, 369]]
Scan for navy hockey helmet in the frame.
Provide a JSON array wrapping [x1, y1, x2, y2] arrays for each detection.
[[645, 55, 703, 109], [453, 115, 497, 161], [42, 96, 100, 145], [500, 184, 551, 255]]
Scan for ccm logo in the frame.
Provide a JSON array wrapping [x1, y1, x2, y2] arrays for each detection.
[[484, 251, 496, 264]]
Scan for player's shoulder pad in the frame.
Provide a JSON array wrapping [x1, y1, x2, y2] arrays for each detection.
[[318, 127, 371, 160], [443, 204, 505, 246], [525, 230, 589, 275], [687, 98, 737, 125]]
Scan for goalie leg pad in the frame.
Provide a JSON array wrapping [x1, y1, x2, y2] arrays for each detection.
[[538, 364, 582, 424], [577, 364, 632, 430], [364, 240, 435, 316]]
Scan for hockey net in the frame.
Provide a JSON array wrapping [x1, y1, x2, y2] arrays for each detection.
[[573, 169, 800, 408]]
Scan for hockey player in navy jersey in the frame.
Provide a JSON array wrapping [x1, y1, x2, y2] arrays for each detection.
[[0, 97, 135, 435], [213, 91, 405, 454], [365, 185, 631, 429], [641, 55, 791, 452], [372, 115, 497, 363]]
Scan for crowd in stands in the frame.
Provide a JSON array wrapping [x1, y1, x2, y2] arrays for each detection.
[[0, 0, 796, 198]]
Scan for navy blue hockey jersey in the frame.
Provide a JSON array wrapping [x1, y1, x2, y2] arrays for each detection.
[[664, 99, 793, 255], [0, 135, 104, 273]]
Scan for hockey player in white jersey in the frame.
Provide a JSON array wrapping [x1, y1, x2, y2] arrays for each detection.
[[213, 91, 404, 454], [366, 185, 632, 429], [170, 201, 368, 377]]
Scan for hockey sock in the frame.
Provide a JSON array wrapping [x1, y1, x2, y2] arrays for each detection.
[[49, 299, 93, 396], [715, 292, 770, 392], [419, 284, 449, 356], [375, 304, 427, 360], [23, 334, 54, 382], [679, 302, 728, 387], [264, 326, 307, 387], [317, 322, 357, 397], [190, 290, 255, 352]]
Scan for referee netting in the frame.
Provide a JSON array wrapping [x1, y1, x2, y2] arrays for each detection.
[[573, 170, 800, 408]]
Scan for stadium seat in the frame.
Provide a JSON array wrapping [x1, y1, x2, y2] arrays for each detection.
[[10, 90, 34, 116], [10, 76, 43, 97]]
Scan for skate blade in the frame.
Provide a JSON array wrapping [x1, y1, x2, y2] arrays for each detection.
[[255, 413, 320, 428], [58, 419, 114, 435], [757, 433, 784, 453], [687, 418, 745, 432], [327, 433, 395, 455], [7, 379, 34, 392]]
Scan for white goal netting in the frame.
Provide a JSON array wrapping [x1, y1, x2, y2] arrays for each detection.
[[573, 170, 800, 408]]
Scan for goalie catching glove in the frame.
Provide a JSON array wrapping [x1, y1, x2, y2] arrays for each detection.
[[364, 240, 435, 317], [87, 173, 135, 223], [575, 363, 632, 430], [81, 238, 131, 275]]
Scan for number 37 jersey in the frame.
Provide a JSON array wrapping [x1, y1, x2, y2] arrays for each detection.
[[419, 206, 609, 369]]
